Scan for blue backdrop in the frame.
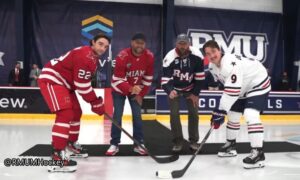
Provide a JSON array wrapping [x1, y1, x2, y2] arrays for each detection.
[[174, 6, 283, 89], [0, 1, 286, 92], [0, 0, 17, 85]]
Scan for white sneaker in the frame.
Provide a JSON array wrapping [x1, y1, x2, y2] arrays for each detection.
[[105, 145, 119, 156], [133, 144, 148, 155]]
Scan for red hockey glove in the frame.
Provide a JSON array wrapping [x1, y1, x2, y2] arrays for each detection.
[[90, 97, 104, 115], [210, 109, 227, 129]]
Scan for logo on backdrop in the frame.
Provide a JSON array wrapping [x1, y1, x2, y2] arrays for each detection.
[[0, 51, 5, 66], [187, 29, 269, 63], [81, 15, 114, 68], [81, 15, 113, 45]]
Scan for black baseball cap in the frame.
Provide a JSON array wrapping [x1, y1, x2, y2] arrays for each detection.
[[131, 32, 146, 42], [176, 33, 189, 43]]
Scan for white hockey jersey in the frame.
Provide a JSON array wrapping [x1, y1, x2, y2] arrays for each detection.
[[209, 54, 271, 112]]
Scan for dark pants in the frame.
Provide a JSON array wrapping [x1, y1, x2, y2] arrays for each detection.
[[110, 92, 144, 145], [168, 93, 199, 144]]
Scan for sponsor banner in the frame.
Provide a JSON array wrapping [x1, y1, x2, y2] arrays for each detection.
[[0, 87, 50, 113], [0, 87, 135, 115], [1, 87, 299, 115], [156, 90, 300, 114]]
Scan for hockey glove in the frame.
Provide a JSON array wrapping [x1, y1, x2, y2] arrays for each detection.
[[210, 109, 227, 129], [90, 97, 104, 115]]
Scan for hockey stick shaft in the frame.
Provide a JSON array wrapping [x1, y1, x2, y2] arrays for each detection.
[[104, 113, 179, 163], [171, 126, 214, 178]]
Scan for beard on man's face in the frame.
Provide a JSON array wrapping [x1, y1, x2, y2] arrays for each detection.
[[134, 47, 144, 54], [178, 48, 189, 56]]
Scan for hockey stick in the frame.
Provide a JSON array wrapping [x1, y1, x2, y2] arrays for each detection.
[[104, 112, 179, 163], [156, 126, 214, 178]]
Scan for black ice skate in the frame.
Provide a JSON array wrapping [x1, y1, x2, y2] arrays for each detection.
[[243, 148, 265, 169], [67, 141, 88, 158], [218, 140, 237, 157], [48, 149, 77, 173]]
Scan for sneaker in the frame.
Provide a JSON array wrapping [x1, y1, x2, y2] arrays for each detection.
[[133, 144, 148, 155], [48, 149, 77, 173], [189, 142, 200, 151], [67, 141, 88, 158], [105, 145, 119, 156], [218, 140, 237, 157], [172, 143, 183, 153], [243, 148, 265, 169]]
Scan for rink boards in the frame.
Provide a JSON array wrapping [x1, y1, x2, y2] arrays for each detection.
[[0, 87, 299, 124]]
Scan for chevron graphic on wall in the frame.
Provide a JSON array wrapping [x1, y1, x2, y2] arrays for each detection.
[[81, 15, 113, 45]]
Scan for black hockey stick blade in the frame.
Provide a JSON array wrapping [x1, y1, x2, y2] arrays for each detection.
[[156, 126, 214, 179], [104, 113, 179, 163]]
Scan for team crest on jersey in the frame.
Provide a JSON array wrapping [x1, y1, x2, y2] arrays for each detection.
[[187, 29, 269, 63], [183, 58, 187, 66], [64, 96, 70, 103], [126, 63, 131, 68], [117, 51, 128, 60]]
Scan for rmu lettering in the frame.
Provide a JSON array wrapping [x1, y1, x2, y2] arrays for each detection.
[[188, 29, 269, 63], [0, 98, 26, 108], [173, 70, 192, 81]]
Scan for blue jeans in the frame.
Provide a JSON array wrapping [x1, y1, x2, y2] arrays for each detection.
[[110, 91, 144, 145]]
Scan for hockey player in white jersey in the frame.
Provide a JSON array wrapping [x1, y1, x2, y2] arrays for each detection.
[[203, 40, 271, 169]]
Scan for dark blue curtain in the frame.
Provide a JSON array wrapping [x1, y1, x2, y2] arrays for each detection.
[[284, 0, 300, 90], [0, 0, 16, 85], [27, 0, 162, 91]]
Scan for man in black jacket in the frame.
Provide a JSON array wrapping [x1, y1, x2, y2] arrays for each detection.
[[161, 34, 205, 152], [8, 62, 24, 86]]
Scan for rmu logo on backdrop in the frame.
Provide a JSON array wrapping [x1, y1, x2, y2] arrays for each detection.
[[187, 29, 269, 63]]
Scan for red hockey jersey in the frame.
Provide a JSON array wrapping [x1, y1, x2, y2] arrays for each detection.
[[111, 48, 154, 97], [38, 46, 98, 103]]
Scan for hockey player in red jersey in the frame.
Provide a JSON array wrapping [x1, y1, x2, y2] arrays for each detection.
[[38, 33, 110, 172], [106, 33, 154, 156]]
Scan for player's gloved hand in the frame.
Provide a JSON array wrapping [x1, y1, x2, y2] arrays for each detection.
[[210, 109, 227, 129], [90, 97, 104, 115], [186, 94, 199, 108]]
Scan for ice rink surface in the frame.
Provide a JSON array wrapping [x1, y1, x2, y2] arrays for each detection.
[[0, 118, 299, 180]]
